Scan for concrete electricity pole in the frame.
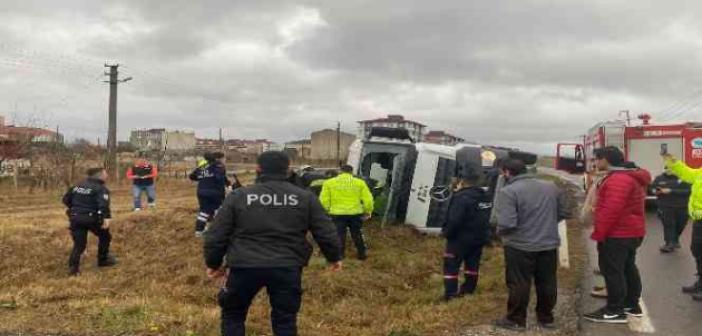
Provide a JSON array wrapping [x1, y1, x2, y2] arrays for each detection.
[[104, 63, 132, 180], [336, 121, 341, 167]]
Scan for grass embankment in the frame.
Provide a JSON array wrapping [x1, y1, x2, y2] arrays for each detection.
[[0, 178, 583, 336]]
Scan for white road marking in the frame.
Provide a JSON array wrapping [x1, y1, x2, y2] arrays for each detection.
[[558, 220, 570, 269], [628, 299, 656, 333]]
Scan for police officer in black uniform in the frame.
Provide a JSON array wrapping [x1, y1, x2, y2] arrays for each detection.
[[62, 168, 117, 276], [651, 167, 692, 253], [204, 151, 342, 336]]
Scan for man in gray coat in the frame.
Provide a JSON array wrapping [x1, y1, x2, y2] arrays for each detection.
[[493, 159, 571, 331]]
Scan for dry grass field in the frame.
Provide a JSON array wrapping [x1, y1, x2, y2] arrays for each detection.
[[0, 178, 583, 336]]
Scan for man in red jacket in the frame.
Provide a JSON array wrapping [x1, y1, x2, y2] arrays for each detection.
[[584, 147, 651, 324]]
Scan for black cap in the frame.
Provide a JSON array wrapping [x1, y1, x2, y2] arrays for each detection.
[[257, 151, 290, 175]]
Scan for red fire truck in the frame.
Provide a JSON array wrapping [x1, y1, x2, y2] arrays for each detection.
[[556, 114, 702, 187]]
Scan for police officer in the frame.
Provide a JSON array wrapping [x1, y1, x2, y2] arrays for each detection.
[[204, 151, 342, 336], [319, 164, 374, 260], [190, 152, 234, 237], [441, 171, 493, 301], [62, 168, 117, 276], [651, 167, 691, 253]]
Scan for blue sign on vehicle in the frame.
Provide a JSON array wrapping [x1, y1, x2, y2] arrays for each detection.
[[692, 138, 702, 149]]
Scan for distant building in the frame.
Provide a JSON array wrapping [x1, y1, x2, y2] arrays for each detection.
[[195, 138, 277, 155], [311, 129, 356, 161], [424, 130, 465, 146], [264, 142, 285, 152], [130, 129, 196, 152], [0, 115, 64, 143], [227, 139, 273, 154], [358, 114, 426, 142], [285, 139, 312, 160], [195, 138, 222, 152]]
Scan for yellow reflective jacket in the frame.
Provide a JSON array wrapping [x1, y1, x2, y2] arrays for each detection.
[[319, 173, 374, 216], [666, 158, 702, 220]]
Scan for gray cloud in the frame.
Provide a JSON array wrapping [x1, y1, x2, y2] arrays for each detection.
[[1, 0, 701, 154]]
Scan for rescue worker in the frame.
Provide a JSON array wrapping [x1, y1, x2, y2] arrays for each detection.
[[663, 153, 702, 300], [286, 168, 305, 188], [62, 168, 117, 276], [651, 168, 691, 253], [584, 147, 650, 323], [319, 164, 374, 260], [190, 152, 231, 237], [441, 169, 492, 301], [126, 157, 158, 211], [298, 165, 317, 187], [204, 151, 342, 336]]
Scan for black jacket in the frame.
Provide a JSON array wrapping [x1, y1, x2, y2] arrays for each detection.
[[651, 173, 691, 209], [189, 161, 230, 197], [204, 175, 341, 269], [62, 178, 112, 219], [442, 186, 493, 247]]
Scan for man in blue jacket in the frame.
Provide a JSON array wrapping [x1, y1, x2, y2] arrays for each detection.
[[190, 152, 238, 237], [442, 168, 493, 301]]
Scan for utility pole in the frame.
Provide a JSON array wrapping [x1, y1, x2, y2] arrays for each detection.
[[55, 125, 60, 152], [104, 63, 132, 179], [336, 121, 341, 167], [219, 128, 224, 152]]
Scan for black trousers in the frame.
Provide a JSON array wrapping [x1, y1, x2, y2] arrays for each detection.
[[219, 267, 302, 336], [68, 216, 111, 269], [443, 242, 483, 297], [598, 238, 643, 313], [195, 193, 224, 232], [504, 246, 558, 326], [692, 221, 702, 276], [332, 215, 366, 259], [660, 207, 688, 246]]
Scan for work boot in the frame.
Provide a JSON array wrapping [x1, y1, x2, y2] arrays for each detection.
[[98, 255, 118, 267], [660, 244, 675, 253], [68, 266, 80, 276], [682, 280, 702, 294], [493, 318, 526, 332]]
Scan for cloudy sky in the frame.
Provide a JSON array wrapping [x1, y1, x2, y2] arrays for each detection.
[[1, 0, 702, 154]]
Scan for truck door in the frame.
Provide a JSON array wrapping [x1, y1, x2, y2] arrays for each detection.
[[556, 143, 586, 174]]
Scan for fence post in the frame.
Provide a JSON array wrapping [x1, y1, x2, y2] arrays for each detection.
[[13, 167, 18, 191]]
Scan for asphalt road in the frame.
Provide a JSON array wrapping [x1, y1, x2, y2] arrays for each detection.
[[580, 211, 702, 336]]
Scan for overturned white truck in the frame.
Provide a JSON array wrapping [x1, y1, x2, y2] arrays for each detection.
[[347, 127, 537, 233]]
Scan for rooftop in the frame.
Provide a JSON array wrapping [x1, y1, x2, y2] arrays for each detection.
[[358, 114, 427, 127]]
